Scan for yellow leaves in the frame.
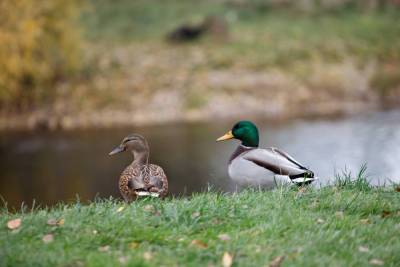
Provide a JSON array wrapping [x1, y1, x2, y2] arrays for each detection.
[[358, 246, 369, 253], [98, 245, 110, 252], [20, 19, 41, 49], [190, 239, 208, 249], [335, 211, 344, 219], [369, 259, 384, 266], [360, 219, 371, 225], [296, 187, 307, 198], [143, 251, 152, 261], [381, 210, 391, 218], [268, 256, 285, 267], [191, 211, 200, 219], [0, 0, 81, 105], [143, 204, 154, 212], [47, 218, 64, 226], [222, 252, 233, 267], [129, 242, 139, 249], [310, 199, 320, 209], [42, 234, 54, 244], [7, 218, 21, 230], [298, 187, 307, 194], [218, 234, 231, 241], [118, 256, 128, 265]]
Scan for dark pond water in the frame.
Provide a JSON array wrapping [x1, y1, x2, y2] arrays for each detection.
[[1, 109, 400, 208]]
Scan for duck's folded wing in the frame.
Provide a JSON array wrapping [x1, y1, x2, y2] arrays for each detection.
[[243, 147, 314, 179], [270, 147, 310, 171]]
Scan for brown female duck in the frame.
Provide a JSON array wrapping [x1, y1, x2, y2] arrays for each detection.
[[109, 134, 168, 201]]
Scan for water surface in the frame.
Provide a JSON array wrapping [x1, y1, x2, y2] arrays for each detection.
[[1, 110, 399, 208]]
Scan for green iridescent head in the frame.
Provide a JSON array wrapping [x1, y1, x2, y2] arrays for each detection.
[[217, 120, 259, 147]]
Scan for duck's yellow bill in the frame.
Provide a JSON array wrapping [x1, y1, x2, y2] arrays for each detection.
[[216, 131, 234, 141]]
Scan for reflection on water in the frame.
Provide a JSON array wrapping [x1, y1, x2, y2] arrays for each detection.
[[1, 109, 399, 208]]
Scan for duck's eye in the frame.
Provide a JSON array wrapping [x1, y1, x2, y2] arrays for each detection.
[[123, 137, 135, 144]]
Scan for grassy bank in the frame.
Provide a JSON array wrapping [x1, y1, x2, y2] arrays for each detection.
[[1, 182, 400, 266]]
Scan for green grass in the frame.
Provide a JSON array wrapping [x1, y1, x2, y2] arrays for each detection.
[[1, 179, 400, 266]]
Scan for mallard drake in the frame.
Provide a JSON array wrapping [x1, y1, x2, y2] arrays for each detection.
[[217, 121, 317, 188], [109, 134, 168, 201]]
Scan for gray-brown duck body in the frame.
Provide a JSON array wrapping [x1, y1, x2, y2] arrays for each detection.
[[109, 134, 168, 202]]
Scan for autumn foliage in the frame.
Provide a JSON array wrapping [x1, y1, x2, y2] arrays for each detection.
[[0, 0, 81, 109]]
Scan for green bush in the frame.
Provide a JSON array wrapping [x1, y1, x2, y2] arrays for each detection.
[[0, 0, 82, 109]]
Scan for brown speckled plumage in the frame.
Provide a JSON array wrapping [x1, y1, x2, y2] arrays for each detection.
[[109, 134, 168, 202], [119, 164, 168, 202]]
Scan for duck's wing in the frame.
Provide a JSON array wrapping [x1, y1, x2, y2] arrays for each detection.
[[148, 164, 168, 197], [243, 147, 315, 183], [270, 147, 310, 171]]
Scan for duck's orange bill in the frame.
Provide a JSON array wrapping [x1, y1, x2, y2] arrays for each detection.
[[216, 131, 234, 141]]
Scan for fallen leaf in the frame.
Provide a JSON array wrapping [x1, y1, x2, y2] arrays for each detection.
[[143, 205, 154, 212], [42, 234, 54, 243], [212, 219, 221, 225], [222, 252, 233, 267], [153, 210, 161, 216], [73, 260, 84, 267], [369, 259, 384, 266], [98, 245, 110, 252], [360, 219, 371, 224], [92, 230, 98, 235], [191, 239, 208, 249], [47, 218, 64, 226], [269, 255, 285, 267], [47, 219, 57, 226], [381, 210, 391, 218], [298, 187, 307, 193], [288, 247, 303, 259], [358, 246, 369, 253], [191, 211, 200, 219], [335, 211, 344, 219], [316, 218, 325, 224], [7, 218, 21, 230], [129, 242, 139, 249], [218, 234, 231, 241], [143, 251, 152, 261], [117, 206, 125, 213], [118, 256, 128, 265], [310, 199, 320, 208]]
